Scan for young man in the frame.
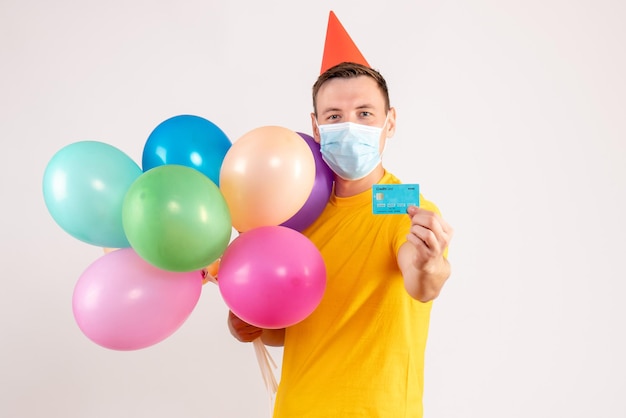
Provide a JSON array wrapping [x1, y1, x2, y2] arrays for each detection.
[[228, 62, 453, 417]]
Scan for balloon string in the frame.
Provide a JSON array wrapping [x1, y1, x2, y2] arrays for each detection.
[[253, 338, 278, 416], [201, 268, 218, 285]]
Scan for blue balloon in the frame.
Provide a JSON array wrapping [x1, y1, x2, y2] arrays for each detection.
[[43, 141, 142, 248], [142, 115, 232, 186]]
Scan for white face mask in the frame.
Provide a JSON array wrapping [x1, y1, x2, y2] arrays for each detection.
[[317, 116, 388, 180]]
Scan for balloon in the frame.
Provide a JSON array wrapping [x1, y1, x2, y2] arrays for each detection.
[[142, 115, 232, 186], [42, 141, 142, 248], [122, 165, 232, 272], [218, 226, 326, 329], [219, 126, 316, 232], [73, 248, 203, 351], [281, 132, 334, 231]]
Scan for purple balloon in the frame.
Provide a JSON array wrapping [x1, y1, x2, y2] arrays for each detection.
[[281, 133, 334, 231]]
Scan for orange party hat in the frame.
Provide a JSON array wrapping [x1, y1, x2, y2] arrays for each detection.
[[320, 11, 369, 74]]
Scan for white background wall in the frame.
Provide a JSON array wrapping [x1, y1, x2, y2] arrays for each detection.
[[1, 0, 625, 417]]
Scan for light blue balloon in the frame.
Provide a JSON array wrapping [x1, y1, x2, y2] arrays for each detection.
[[142, 115, 232, 186], [43, 141, 142, 248]]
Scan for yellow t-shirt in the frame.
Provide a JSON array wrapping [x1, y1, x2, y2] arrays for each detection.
[[273, 171, 442, 418]]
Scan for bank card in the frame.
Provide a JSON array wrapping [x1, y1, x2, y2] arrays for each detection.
[[372, 184, 420, 214]]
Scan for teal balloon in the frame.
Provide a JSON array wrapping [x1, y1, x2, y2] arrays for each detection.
[[122, 165, 232, 272], [43, 141, 142, 248]]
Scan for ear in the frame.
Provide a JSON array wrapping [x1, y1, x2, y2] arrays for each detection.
[[310, 113, 321, 144], [385, 107, 397, 138]]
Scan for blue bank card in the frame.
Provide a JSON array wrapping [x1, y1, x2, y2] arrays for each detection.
[[372, 184, 420, 214]]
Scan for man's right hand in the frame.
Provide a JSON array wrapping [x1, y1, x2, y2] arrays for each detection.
[[228, 310, 263, 342]]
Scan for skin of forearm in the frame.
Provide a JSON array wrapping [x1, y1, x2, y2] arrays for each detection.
[[403, 255, 451, 302]]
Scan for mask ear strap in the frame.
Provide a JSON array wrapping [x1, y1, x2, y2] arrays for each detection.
[[382, 112, 390, 134], [313, 117, 323, 142], [380, 112, 392, 157]]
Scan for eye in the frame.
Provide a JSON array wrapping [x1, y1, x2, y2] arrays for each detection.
[[327, 114, 340, 121], [360, 111, 372, 117]]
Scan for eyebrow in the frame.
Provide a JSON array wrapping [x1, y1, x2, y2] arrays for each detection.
[[320, 104, 376, 115], [320, 107, 342, 115]]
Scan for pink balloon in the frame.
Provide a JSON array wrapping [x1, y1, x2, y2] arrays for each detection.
[[218, 226, 326, 329], [72, 248, 203, 350]]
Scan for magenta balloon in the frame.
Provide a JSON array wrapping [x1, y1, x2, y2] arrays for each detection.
[[72, 248, 203, 350], [280, 133, 334, 232], [218, 226, 326, 329]]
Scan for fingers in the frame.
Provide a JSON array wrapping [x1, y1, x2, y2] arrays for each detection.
[[407, 224, 439, 253], [228, 310, 263, 342], [406, 206, 453, 253]]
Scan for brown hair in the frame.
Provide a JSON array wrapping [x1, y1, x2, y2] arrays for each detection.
[[312, 62, 390, 115]]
